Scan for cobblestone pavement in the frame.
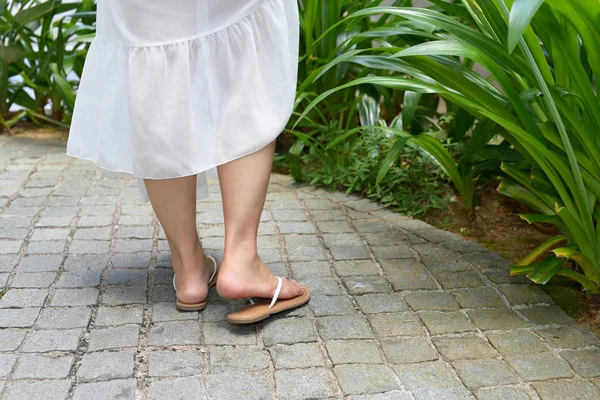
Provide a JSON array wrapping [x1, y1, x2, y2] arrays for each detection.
[[1, 136, 600, 400]]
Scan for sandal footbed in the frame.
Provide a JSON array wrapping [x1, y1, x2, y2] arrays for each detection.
[[227, 287, 311, 324]]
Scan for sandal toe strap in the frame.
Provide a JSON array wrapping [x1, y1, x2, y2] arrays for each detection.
[[269, 276, 283, 309]]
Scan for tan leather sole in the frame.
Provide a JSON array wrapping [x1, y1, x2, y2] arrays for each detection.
[[175, 273, 218, 312], [227, 287, 311, 324]]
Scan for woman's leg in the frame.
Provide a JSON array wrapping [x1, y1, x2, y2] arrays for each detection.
[[216, 141, 305, 300], [143, 175, 213, 303]]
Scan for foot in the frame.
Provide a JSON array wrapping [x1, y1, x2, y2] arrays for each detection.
[[172, 248, 216, 304], [216, 253, 305, 301]]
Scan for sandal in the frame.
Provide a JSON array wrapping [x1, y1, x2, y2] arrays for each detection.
[[173, 254, 219, 311], [227, 276, 311, 324]]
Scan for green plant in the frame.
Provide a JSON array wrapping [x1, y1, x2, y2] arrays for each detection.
[[298, 0, 600, 292], [0, 0, 96, 130]]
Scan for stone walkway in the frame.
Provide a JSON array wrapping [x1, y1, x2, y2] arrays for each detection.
[[0, 136, 599, 400]]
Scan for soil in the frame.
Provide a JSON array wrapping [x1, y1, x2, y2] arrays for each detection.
[[2, 122, 69, 139], [424, 181, 600, 337]]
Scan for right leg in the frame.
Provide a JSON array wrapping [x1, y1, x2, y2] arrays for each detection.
[[143, 175, 213, 304]]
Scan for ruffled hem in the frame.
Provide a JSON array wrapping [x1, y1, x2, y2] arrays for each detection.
[[66, 0, 299, 202]]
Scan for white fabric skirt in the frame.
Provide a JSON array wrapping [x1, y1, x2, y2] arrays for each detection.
[[66, 0, 299, 201]]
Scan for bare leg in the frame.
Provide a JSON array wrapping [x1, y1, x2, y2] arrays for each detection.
[[216, 141, 305, 300], [143, 175, 213, 304]]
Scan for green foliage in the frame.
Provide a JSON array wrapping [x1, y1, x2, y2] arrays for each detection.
[[296, 0, 600, 292], [0, 0, 96, 130]]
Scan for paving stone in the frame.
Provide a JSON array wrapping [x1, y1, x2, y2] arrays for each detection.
[[368, 312, 424, 338], [0, 308, 40, 328], [264, 343, 327, 369], [356, 293, 408, 314], [343, 276, 390, 295], [12, 354, 74, 379], [118, 215, 153, 225], [36, 216, 74, 227], [371, 245, 414, 259], [506, 353, 574, 381], [381, 337, 438, 364], [520, 305, 575, 326], [275, 368, 339, 400], [393, 361, 463, 390], [208, 346, 269, 373], [73, 227, 112, 240], [73, 379, 136, 400], [107, 269, 147, 286], [333, 260, 379, 276], [16, 255, 63, 272], [0, 354, 17, 378], [111, 252, 153, 269], [475, 386, 532, 400], [151, 302, 198, 322], [289, 261, 331, 278], [287, 246, 328, 262], [148, 321, 202, 346], [51, 288, 99, 306], [151, 284, 176, 303], [467, 308, 529, 330], [299, 278, 343, 295], [205, 372, 270, 400], [56, 269, 103, 288], [329, 246, 370, 260], [11, 272, 56, 288], [309, 295, 356, 316], [351, 391, 413, 400], [200, 300, 246, 322], [309, 209, 346, 221], [419, 311, 477, 335], [334, 364, 400, 395], [435, 271, 484, 289], [0, 255, 18, 272], [148, 350, 205, 377], [322, 233, 363, 247], [115, 226, 153, 239], [88, 325, 140, 351], [63, 254, 108, 271], [0, 227, 28, 240], [325, 340, 383, 364], [147, 377, 204, 400], [499, 284, 553, 305], [95, 306, 144, 327], [35, 306, 92, 329], [387, 272, 438, 290], [361, 232, 407, 247], [102, 285, 147, 305], [486, 331, 550, 357], [0, 329, 27, 351], [0, 288, 48, 308], [0, 273, 7, 287], [405, 292, 460, 311], [5, 380, 72, 400], [69, 240, 110, 254], [316, 315, 373, 340], [452, 287, 505, 308], [30, 228, 70, 241], [535, 326, 600, 349], [464, 252, 510, 269], [21, 328, 82, 352], [433, 336, 497, 361], [559, 349, 600, 378], [452, 359, 520, 389], [414, 388, 473, 400], [114, 239, 153, 253], [263, 317, 317, 345], [277, 221, 316, 234], [77, 349, 135, 382], [316, 220, 354, 233], [531, 379, 600, 400], [26, 240, 66, 255]]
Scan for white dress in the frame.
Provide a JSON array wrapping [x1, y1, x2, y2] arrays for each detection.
[[66, 0, 299, 201]]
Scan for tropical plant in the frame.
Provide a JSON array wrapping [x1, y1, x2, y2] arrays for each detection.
[[0, 0, 96, 131], [297, 0, 600, 293]]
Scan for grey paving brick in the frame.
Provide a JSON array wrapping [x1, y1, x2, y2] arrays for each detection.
[[5, 380, 72, 400], [36, 216, 73, 227], [209, 346, 269, 373], [289, 261, 331, 278], [205, 372, 270, 400], [560, 349, 600, 377], [69, 240, 110, 254], [35, 306, 92, 329], [1, 217, 33, 229], [55, 270, 103, 288], [273, 209, 307, 221], [107, 269, 147, 286], [110, 252, 152, 269], [343, 276, 390, 295], [520, 305, 576, 326], [467, 308, 529, 330], [73, 226, 112, 240], [475, 386, 532, 400], [17, 255, 63, 272], [263, 317, 317, 345], [419, 311, 477, 335], [151, 302, 198, 322], [356, 293, 408, 314], [21, 328, 82, 352], [25, 240, 65, 254], [368, 312, 424, 338], [387, 272, 438, 291], [0, 240, 22, 254], [294, 278, 343, 296], [0, 272, 7, 287], [499, 284, 553, 305], [348, 391, 414, 400], [0, 227, 28, 240], [316, 315, 373, 341], [333, 260, 379, 276], [0, 354, 17, 378], [325, 340, 383, 364], [277, 221, 316, 234], [0, 308, 40, 328], [483, 268, 528, 284], [73, 379, 136, 400], [12, 354, 74, 379], [0, 329, 27, 351], [452, 287, 505, 309], [329, 246, 370, 260], [11, 272, 56, 288], [88, 325, 140, 351], [452, 359, 520, 389], [381, 337, 438, 364], [433, 336, 497, 361], [0, 289, 48, 308], [63, 254, 108, 271], [270, 343, 327, 368], [147, 377, 204, 400], [309, 295, 355, 316], [102, 285, 147, 305], [148, 350, 205, 377], [77, 349, 135, 382], [531, 379, 600, 400], [435, 271, 484, 289], [51, 288, 99, 306], [148, 321, 202, 346], [95, 306, 144, 326], [405, 292, 460, 311], [77, 216, 113, 227], [393, 361, 463, 390], [464, 251, 510, 269], [275, 368, 339, 400], [536, 326, 600, 349], [0, 255, 18, 272], [334, 364, 400, 395], [30, 228, 70, 241], [486, 331, 550, 357], [114, 239, 153, 253], [371, 245, 414, 260], [316, 220, 354, 233], [506, 353, 574, 381]]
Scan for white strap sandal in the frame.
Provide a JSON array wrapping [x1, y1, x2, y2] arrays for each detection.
[[174, 254, 219, 311]]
